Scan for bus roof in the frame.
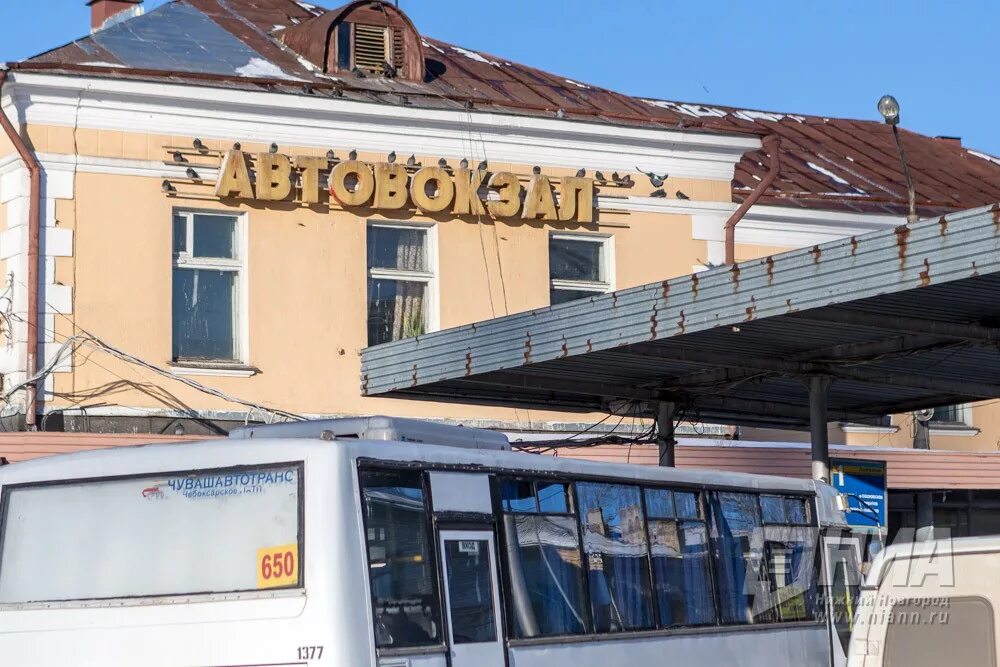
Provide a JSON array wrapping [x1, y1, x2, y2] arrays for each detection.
[[0, 433, 821, 496]]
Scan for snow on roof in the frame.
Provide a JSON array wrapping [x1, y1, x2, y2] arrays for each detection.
[[235, 57, 301, 81], [450, 45, 501, 67], [806, 161, 851, 186]]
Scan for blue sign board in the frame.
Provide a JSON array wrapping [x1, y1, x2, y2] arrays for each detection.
[[830, 458, 887, 530]]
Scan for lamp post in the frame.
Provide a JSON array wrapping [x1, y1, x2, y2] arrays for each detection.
[[877, 94, 918, 224]]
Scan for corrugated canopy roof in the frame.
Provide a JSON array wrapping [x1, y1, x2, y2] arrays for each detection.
[[16, 0, 1000, 217], [362, 205, 1000, 430]]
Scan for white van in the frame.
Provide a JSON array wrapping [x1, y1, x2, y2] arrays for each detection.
[[848, 536, 1000, 667]]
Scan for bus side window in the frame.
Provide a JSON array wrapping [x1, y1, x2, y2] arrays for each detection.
[[498, 478, 589, 638], [360, 469, 442, 649]]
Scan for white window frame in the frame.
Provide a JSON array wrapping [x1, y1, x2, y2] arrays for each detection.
[[366, 221, 439, 342], [549, 232, 615, 302], [929, 403, 979, 436], [171, 210, 249, 369]]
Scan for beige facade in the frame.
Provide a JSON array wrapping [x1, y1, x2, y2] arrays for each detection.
[[0, 70, 990, 452]]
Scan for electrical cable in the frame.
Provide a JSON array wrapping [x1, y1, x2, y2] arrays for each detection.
[[4, 308, 304, 423]]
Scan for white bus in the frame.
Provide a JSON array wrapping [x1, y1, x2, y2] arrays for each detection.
[[0, 417, 862, 667]]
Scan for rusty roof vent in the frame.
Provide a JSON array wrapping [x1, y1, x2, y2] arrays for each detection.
[[282, 0, 423, 81], [87, 0, 143, 34]]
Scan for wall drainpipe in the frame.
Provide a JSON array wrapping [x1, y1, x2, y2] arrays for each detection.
[[0, 69, 41, 430], [724, 135, 781, 265]]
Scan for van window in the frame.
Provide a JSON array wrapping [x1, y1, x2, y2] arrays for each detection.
[[360, 469, 442, 649], [885, 597, 995, 667], [0, 464, 301, 604]]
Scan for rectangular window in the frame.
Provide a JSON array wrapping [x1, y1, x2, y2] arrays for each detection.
[[172, 211, 243, 362], [498, 478, 589, 638], [367, 224, 435, 346], [931, 404, 970, 426], [443, 539, 497, 644], [709, 492, 818, 625], [549, 234, 612, 305], [576, 482, 653, 632], [0, 463, 301, 604], [709, 491, 769, 624], [644, 488, 716, 627], [361, 469, 442, 649]]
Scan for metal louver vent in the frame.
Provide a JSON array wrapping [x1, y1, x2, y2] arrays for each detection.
[[391, 28, 404, 70], [354, 23, 389, 73]]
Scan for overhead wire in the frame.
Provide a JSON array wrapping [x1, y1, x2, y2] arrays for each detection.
[[4, 301, 304, 424]]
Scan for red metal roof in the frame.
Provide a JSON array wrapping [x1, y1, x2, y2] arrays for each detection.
[[16, 0, 1000, 216]]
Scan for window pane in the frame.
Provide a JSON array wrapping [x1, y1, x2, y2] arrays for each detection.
[[674, 492, 701, 520], [0, 464, 299, 603], [368, 226, 427, 272], [173, 214, 187, 254], [826, 545, 861, 652], [367, 278, 427, 345], [764, 526, 818, 622], [644, 488, 675, 519], [536, 482, 571, 514], [550, 237, 602, 282], [502, 514, 589, 637], [649, 520, 715, 627], [192, 214, 236, 259], [931, 404, 964, 424], [501, 480, 537, 513], [361, 470, 441, 648], [550, 288, 601, 306], [576, 482, 654, 632], [761, 496, 787, 524], [337, 22, 351, 69], [172, 268, 236, 361], [784, 498, 808, 525], [444, 540, 496, 644], [710, 492, 769, 624], [885, 597, 996, 667]]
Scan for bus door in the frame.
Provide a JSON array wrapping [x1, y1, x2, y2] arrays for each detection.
[[429, 472, 506, 667], [821, 533, 863, 667], [438, 529, 505, 667]]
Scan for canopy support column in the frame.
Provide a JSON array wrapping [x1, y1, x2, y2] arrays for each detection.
[[809, 376, 831, 483], [656, 402, 677, 467]]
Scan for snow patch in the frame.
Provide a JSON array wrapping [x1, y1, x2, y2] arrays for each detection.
[[451, 46, 501, 66], [565, 78, 590, 89], [806, 161, 851, 186], [235, 58, 301, 81], [294, 54, 320, 73], [421, 39, 445, 55], [642, 98, 805, 123], [272, 24, 286, 32], [80, 61, 126, 68], [295, 1, 321, 15]]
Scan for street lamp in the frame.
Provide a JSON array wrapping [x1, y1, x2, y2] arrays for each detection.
[[877, 94, 918, 224]]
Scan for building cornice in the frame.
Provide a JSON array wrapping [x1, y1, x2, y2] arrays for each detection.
[[4, 72, 760, 182]]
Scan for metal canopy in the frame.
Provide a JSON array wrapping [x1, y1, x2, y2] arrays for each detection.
[[361, 204, 1000, 430]]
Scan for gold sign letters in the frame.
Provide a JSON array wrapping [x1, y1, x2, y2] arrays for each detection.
[[214, 150, 594, 222]]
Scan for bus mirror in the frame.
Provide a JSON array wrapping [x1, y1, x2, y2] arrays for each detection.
[[835, 494, 850, 512]]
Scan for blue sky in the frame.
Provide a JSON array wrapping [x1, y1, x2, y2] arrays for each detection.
[[5, 1, 999, 154]]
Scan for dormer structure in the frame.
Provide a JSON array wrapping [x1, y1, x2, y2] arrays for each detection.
[[282, 0, 424, 80]]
